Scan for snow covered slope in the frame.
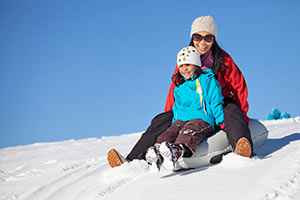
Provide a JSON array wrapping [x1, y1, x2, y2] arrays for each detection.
[[1, 117, 300, 200]]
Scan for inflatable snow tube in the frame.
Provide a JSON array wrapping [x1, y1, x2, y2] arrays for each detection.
[[175, 119, 268, 170]]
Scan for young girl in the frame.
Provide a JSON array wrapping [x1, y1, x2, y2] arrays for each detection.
[[145, 46, 225, 170]]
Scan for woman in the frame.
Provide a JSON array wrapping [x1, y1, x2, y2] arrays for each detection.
[[108, 16, 253, 168]]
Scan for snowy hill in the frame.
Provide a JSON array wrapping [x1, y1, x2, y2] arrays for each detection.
[[1, 117, 300, 200]]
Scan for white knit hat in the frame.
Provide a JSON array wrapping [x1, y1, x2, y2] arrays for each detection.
[[177, 46, 201, 68], [190, 16, 217, 38]]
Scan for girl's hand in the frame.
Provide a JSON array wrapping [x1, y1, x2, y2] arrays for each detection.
[[219, 123, 226, 131]]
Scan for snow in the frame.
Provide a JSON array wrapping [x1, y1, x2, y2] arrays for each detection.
[[1, 117, 300, 200]]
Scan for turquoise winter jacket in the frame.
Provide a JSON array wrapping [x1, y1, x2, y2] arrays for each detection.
[[172, 69, 224, 131]]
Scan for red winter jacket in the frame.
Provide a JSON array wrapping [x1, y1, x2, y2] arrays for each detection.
[[165, 50, 250, 123]]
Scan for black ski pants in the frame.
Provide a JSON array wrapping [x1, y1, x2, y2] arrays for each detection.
[[126, 98, 253, 161], [126, 111, 173, 161], [223, 98, 253, 149]]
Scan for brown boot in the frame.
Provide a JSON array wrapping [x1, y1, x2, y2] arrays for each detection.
[[107, 149, 126, 168], [235, 137, 252, 158]]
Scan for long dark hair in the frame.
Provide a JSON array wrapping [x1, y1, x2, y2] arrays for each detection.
[[189, 39, 226, 76], [172, 66, 204, 87]]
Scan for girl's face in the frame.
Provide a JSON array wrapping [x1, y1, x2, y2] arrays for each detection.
[[179, 64, 196, 79], [193, 31, 214, 55]]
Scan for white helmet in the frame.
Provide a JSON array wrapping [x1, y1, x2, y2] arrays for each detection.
[[177, 46, 201, 68]]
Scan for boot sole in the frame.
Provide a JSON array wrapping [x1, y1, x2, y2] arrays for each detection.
[[235, 137, 252, 158], [107, 149, 124, 168]]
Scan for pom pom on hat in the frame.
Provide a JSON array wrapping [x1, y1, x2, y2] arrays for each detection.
[[177, 46, 201, 68], [190, 16, 217, 38]]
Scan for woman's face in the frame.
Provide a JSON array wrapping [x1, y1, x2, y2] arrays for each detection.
[[193, 31, 214, 55], [178, 64, 196, 80]]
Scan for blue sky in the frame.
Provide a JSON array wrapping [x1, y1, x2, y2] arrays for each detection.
[[1, 0, 300, 148]]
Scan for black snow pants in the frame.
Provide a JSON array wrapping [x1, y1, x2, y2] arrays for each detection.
[[126, 98, 253, 161], [223, 98, 253, 149], [126, 110, 173, 161]]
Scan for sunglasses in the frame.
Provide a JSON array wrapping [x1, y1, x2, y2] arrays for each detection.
[[192, 34, 214, 43]]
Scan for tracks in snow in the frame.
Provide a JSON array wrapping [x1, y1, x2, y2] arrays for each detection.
[[22, 158, 149, 200]]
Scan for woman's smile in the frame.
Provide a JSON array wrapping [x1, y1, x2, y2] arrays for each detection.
[[196, 44, 209, 52]]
